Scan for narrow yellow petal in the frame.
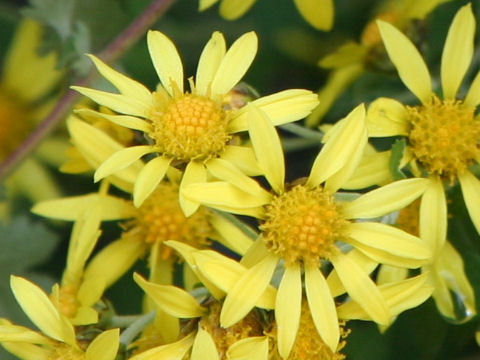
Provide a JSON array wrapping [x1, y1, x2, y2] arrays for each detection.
[[366, 97, 409, 137], [377, 21, 432, 103], [0, 324, 51, 344], [209, 212, 253, 255], [222, 145, 263, 176], [376, 264, 408, 286], [441, 4, 475, 99], [75, 108, 152, 133], [85, 329, 119, 360], [342, 150, 393, 190], [275, 264, 301, 359], [128, 332, 194, 360], [247, 104, 285, 193], [342, 178, 429, 219], [226, 337, 269, 360], [464, 69, 480, 107], [211, 32, 257, 96], [196, 32, 226, 96], [228, 89, 319, 133], [199, 0, 219, 11], [293, 0, 334, 30], [0, 341, 50, 360], [134, 273, 206, 318], [133, 156, 172, 207], [191, 327, 219, 360], [95, 145, 155, 182], [10, 276, 75, 344], [87, 54, 152, 105], [72, 86, 150, 117], [220, 253, 278, 327], [219, 0, 257, 20], [419, 177, 447, 255], [347, 222, 431, 267], [179, 161, 207, 216], [458, 171, 480, 235], [147, 30, 184, 95], [307, 104, 366, 187], [305, 265, 339, 353], [330, 253, 390, 325]]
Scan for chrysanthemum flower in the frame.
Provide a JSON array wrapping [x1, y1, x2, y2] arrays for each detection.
[[182, 103, 431, 357], [0, 276, 119, 360], [0, 19, 65, 219], [198, 0, 334, 31], [366, 3, 480, 253], [72, 30, 318, 214]]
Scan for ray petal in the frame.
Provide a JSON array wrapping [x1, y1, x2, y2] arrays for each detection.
[[196, 31, 226, 96], [458, 171, 480, 235], [133, 156, 172, 207]]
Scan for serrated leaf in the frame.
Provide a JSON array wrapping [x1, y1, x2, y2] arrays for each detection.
[[389, 138, 407, 180]]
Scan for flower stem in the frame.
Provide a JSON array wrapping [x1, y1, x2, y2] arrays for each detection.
[[0, 0, 177, 180]]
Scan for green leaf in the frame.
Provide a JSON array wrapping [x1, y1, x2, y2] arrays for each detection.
[[389, 138, 407, 180]]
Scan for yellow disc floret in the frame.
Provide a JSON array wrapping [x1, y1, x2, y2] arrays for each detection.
[[261, 185, 348, 267], [48, 344, 84, 360], [407, 96, 480, 182], [0, 90, 32, 160], [151, 92, 230, 162]]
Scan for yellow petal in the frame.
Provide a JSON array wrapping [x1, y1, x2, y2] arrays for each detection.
[[366, 97, 409, 137], [0, 324, 51, 344], [133, 156, 172, 207], [377, 20, 432, 103], [307, 104, 366, 187], [220, 253, 278, 327], [305, 265, 339, 353], [147, 30, 184, 95], [226, 337, 269, 360], [275, 264, 301, 359], [458, 171, 480, 235], [209, 212, 253, 255], [222, 145, 262, 176], [219, 0, 257, 20], [85, 329, 119, 360], [10, 276, 75, 344], [199, 0, 219, 11], [464, 69, 480, 107], [87, 54, 152, 105], [347, 222, 431, 267], [191, 327, 219, 360], [75, 108, 152, 133], [441, 4, 475, 99], [211, 32, 257, 96], [342, 150, 393, 190], [376, 264, 408, 286], [133, 273, 206, 318], [72, 86, 150, 117], [293, 0, 334, 30], [228, 89, 319, 133], [196, 31, 226, 96], [330, 252, 390, 325], [128, 332, 194, 360], [0, 341, 50, 360], [179, 161, 207, 216], [418, 177, 447, 256], [94, 145, 156, 182], [342, 178, 429, 219], [240, 236, 270, 268]]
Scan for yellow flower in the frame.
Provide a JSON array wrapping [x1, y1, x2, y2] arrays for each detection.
[[0, 20, 65, 219], [198, 0, 334, 30], [182, 103, 431, 358], [365, 3, 480, 253], [0, 276, 119, 360], [72, 30, 318, 214], [307, 0, 453, 126]]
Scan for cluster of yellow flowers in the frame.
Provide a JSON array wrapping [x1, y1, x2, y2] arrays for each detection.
[[0, 1, 479, 359]]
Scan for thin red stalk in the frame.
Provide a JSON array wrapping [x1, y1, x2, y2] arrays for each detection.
[[0, 0, 176, 180]]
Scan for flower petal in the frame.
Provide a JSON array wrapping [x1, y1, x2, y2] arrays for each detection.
[[464, 69, 480, 107], [342, 178, 429, 219], [441, 4, 475, 99], [307, 104, 366, 187], [219, 0, 257, 20], [293, 0, 334, 30], [305, 265, 339, 353], [133, 156, 172, 207], [220, 253, 278, 327], [226, 337, 269, 360], [179, 161, 207, 216], [275, 264, 301, 359], [458, 171, 480, 235], [196, 31, 226, 96], [342, 150, 392, 190], [128, 333, 194, 360], [222, 145, 262, 176], [134, 273, 206, 318], [75, 108, 152, 133], [147, 30, 184, 95], [211, 32, 257, 96], [85, 329, 119, 360], [209, 212, 253, 255], [377, 20, 432, 103], [366, 97, 409, 137], [330, 252, 390, 325], [191, 327, 219, 360]]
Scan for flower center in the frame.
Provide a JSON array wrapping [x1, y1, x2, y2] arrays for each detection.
[[57, 284, 80, 319], [395, 199, 420, 237], [407, 96, 480, 182], [196, 300, 263, 359], [48, 344, 84, 360], [260, 185, 347, 267], [126, 181, 211, 260], [0, 90, 31, 161], [151, 93, 230, 162]]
